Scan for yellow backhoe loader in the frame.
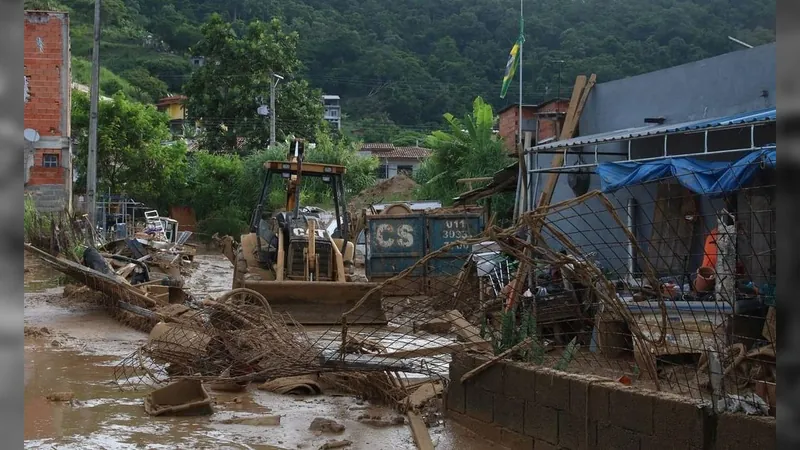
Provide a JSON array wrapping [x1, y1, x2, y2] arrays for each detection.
[[222, 138, 387, 325]]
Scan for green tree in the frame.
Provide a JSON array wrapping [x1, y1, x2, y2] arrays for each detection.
[[183, 14, 323, 154], [416, 97, 513, 208], [183, 151, 245, 220], [239, 131, 378, 212], [58, 0, 776, 134], [120, 67, 169, 103], [71, 92, 188, 210]]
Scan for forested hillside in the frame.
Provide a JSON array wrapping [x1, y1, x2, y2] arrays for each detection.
[[27, 0, 775, 135]]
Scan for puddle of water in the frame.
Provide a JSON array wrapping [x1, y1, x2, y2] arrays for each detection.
[[23, 339, 489, 450], [25, 251, 68, 292], [23, 253, 495, 449]]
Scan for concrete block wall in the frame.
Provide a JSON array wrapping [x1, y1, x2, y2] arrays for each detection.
[[445, 353, 776, 450], [26, 184, 68, 213]]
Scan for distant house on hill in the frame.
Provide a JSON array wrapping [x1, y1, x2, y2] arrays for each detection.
[[156, 95, 189, 135], [358, 143, 430, 180]]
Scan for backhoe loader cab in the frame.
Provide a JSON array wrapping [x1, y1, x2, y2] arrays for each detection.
[[231, 138, 387, 325]]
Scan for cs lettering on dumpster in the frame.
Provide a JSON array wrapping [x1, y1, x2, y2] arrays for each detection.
[[375, 223, 414, 248]]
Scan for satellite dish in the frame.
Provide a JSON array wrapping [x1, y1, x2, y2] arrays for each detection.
[[257, 105, 271, 116], [24, 128, 40, 143]]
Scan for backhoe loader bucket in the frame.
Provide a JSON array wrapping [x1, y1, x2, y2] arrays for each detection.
[[239, 280, 387, 325]]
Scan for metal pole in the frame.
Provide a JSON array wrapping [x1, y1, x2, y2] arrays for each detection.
[[269, 76, 276, 149], [558, 62, 562, 100], [514, 0, 524, 221], [626, 198, 637, 276], [518, 0, 523, 152], [87, 0, 101, 227]]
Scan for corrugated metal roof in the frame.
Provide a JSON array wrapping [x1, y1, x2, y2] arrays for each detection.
[[373, 201, 442, 211], [529, 107, 776, 152]]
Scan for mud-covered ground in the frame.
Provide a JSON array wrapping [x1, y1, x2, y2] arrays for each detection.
[[23, 252, 491, 450]]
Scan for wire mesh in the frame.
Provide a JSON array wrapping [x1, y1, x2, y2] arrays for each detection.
[[28, 160, 775, 417], [311, 157, 777, 416]]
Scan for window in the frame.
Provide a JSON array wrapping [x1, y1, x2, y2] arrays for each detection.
[[376, 164, 388, 179], [43, 154, 59, 168], [398, 165, 413, 176]]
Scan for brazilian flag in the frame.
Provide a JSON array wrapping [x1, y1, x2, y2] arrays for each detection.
[[500, 15, 525, 99]]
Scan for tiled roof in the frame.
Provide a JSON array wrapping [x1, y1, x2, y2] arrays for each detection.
[[157, 95, 187, 107], [361, 143, 396, 151], [359, 143, 431, 159]]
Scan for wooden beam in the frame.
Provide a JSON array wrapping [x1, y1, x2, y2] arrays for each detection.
[[401, 381, 444, 410], [444, 310, 493, 352], [536, 74, 597, 210], [381, 343, 472, 359], [457, 177, 493, 184], [407, 412, 435, 450]]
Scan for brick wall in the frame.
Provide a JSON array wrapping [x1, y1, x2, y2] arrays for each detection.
[[536, 100, 569, 143], [445, 353, 776, 450], [24, 11, 69, 137], [497, 100, 569, 152], [24, 11, 72, 212], [498, 107, 537, 151]]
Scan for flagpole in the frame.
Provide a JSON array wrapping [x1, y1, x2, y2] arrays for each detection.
[[516, 0, 525, 219], [518, 0, 523, 152]]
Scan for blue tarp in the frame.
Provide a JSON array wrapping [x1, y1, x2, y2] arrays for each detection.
[[597, 146, 776, 197]]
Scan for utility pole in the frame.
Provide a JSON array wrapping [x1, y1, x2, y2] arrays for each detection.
[[555, 59, 565, 102], [87, 0, 101, 227], [269, 73, 283, 148]]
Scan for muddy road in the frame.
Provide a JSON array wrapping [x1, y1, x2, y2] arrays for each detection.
[[24, 252, 489, 449]]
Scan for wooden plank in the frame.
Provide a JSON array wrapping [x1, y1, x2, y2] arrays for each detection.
[[319, 353, 417, 372], [407, 412, 435, 450], [116, 263, 137, 279], [381, 343, 472, 360], [457, 177, 492, 184], [444, 310, 492, 352], [536, 74, 597, 210], [402, 381, 444, 410]]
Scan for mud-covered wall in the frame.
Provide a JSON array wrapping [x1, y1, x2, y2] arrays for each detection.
[[444, 353, 776, 450]]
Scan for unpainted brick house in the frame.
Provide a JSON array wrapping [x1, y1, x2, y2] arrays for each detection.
[[497, 98, 570, 153], [24, 10, 72, 213]]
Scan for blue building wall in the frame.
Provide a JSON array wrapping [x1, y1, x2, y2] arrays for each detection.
[[533, 43, 776, 276]]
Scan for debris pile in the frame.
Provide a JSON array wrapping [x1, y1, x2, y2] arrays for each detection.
[[333, 187, 776, 418], [349, 174, 419, 208], [111, 288, 426, 411]]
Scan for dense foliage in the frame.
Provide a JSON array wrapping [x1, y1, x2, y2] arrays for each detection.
[[183, 14, 324, 153], [32, 0, 774, 137], [415, 97, 515, 219], [70, 88, 378, 236], [71, 91, 189, 211], [185, 132, 378, 238]]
